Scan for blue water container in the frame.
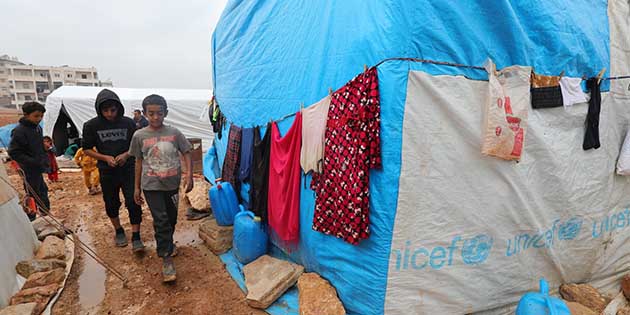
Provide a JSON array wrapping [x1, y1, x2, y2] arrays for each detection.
[[209, 180, 240, 226], [233, 205, 268, 264], [516, 278, 570, 315]]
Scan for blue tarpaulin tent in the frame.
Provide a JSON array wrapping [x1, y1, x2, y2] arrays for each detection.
[[207, 1, 630, 314]]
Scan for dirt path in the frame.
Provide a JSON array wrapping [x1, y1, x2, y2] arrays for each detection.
[[11, 170, 265, 315]]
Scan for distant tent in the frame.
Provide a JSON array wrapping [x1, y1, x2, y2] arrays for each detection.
[[43, 86, 214, 153], [0, 123, 16, 148], [210, 1, 630, 314]]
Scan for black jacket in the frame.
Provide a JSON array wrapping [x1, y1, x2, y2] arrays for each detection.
[[82, 89, 136, 170], [8, 118, 49, 173]]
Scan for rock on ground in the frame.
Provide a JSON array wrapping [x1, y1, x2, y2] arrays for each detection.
[[618, 306, 630, 315], [22, 268, 65, 290], [244, 255, 304, 309], [37, 227, 64, 241], [185, 179, 211, 211], [15, 259, 66, 278], [198, 218, 232, 254], [297, 273, 345, 315], [10, 283, 59, 315], [35, 236, 65, 260], [0, 302, 38, 315], [566, 301, 597, 315], [559, 283, 608, 313], [622, 274, 630, 300]]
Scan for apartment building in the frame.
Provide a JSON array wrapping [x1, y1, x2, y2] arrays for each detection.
[[0, 55, 113, 108]]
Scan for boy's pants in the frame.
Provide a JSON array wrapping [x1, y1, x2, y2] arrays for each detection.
[[83, 168, 99, 189], [144, 190, 179, 258], [24, 170, 50, 214], [99, 165, 142, 225]]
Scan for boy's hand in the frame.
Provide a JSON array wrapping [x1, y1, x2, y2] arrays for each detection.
[[185, 177, 194, 193], [114, 153, 128, 166], [104, 156, 117, 168], [134, 189, 144, 205]]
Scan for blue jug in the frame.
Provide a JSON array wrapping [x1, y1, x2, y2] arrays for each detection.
[[209, 179, 240, 226], [516, 278, 570, 315], [233, 205, 268, 264]]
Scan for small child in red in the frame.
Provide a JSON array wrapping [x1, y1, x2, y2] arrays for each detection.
[[43, 136, 59, 182]]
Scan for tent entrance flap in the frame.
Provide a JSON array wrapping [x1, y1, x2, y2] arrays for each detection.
[[52, 103, 80, 155]]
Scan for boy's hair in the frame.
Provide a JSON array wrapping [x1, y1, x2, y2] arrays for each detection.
[[22, 102, 46, 114], [101, 100, 119, 111], [142, 94, 167, 112], [133, 109, 142, 114], [43, 136, 52, 142]]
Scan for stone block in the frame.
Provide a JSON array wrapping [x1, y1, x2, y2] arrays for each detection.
[[244, 255, 304, 309]]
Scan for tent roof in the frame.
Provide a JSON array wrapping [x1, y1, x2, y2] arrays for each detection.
[[43, 86, 214, 149]]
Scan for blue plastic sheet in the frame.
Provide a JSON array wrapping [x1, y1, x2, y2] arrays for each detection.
[[212, 2, 610, 314], [0, 124, 16, 148], [219, 250, 299, 315]]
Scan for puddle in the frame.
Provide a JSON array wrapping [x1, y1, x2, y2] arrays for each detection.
[[146, 228, 199, 248], [76, 217, 106, 314]]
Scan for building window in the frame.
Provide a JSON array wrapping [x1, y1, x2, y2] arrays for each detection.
[[67, 74, 72, 78], [23, 83, 31, 89], [54, 73, 60, 78], [40, 73, 46, 77], [94, 73, 98, 79], [81, 74, 87, 79], [0, 70, 4, 74], [53, 82, 63, 89], [24, 95, 32, 101]]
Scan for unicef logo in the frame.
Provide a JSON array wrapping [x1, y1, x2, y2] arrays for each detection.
[[461, 234, 493, 265], [558, 217, 582, 240]]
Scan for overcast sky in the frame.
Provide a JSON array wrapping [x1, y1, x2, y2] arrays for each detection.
[[1, 0, 228, 89]]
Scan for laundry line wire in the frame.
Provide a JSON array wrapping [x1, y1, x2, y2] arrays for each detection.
[[220, 57, 630, 128]]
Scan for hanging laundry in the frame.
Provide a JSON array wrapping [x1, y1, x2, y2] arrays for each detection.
[[250, 125, 271, 222], [300, 95, 331, 174], [530, 72, 563, 109], [312, 67, 381, 245], [268, 113, 302, 244], [221, 125, 242, 190], [481, 60, 531, 161], [559, 77, 588, 107], [239, 128, 255, 182], [211, 102, 226, 139], [583, 78, 601, 150]]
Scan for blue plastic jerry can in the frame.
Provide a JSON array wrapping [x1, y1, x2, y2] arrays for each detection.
[[209, 179, 240, 226], [516, 279, 570, 315], [233, 205, 269, 264]]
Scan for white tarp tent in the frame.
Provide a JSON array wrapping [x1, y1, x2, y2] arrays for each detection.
[[0, 163, 39, 307], [43, 86, 214, 151]]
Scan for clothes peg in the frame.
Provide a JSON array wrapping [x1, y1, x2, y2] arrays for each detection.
[[596, 67, 606, 84], [328, 87, 333, 95], [300, 102, 304, 110], [558, 71, 564, 79], [363, 64, 368, 72]]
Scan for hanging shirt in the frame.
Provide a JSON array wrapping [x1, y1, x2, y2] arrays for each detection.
[[221, 125, 242, 189], [300, 96, 330, 174], [312, 68, 381, 245], [250, 125, 271, 222], [267, 113, 302, 244], [559, 77, 588, 107], [239, 128, 255, 182]]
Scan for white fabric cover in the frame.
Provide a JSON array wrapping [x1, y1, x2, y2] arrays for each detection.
[[43, 86, 214, 150], [385, 70, 630, 314], [559, 77, 589, 107], [0, 163, 39, 307]]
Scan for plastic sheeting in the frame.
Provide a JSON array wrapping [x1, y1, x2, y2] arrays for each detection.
[[0, 123, 16, 148], [42, 86, 214, 150], [0, 162, 39, 307], [211, 1, 613, 314]]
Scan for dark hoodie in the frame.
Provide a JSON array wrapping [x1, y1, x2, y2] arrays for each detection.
[[82, 89, 136, 170], [8, 117, 49, 173]]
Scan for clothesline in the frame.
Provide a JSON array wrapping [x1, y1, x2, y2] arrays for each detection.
[[221, 57, 630, 128]]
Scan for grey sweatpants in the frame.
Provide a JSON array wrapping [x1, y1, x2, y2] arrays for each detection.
[[144, 189, 179, 258]]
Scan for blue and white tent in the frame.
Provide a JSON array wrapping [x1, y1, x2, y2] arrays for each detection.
[[208, 1, 630, 314]]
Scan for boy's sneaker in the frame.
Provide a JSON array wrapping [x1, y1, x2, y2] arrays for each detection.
[[170, 245, 178, 257], [162, 257, 176, 283], [132, 238, 145, 252], [115, 231, 128, 247]]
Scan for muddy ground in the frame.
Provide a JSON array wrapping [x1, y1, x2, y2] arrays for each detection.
[[9, 168, 265, 315]]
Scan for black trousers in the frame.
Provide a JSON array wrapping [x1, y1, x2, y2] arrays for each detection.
[[99, 165, 142, 225], [144, 190, 179, 258], [24, 169, 49, 217]]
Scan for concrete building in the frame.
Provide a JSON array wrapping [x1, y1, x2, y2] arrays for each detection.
[[0, 54, 113, 108]]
